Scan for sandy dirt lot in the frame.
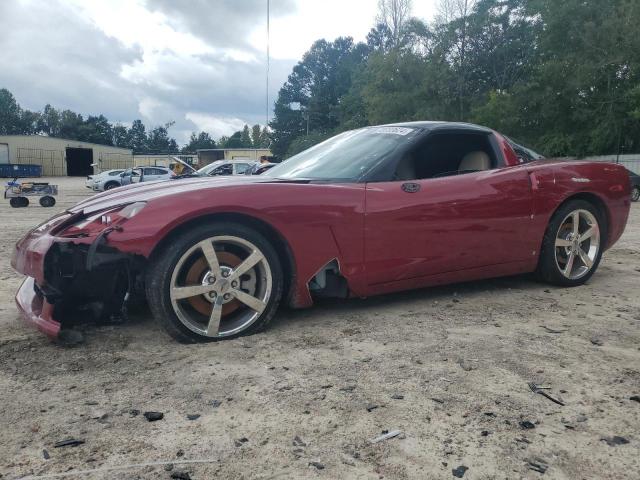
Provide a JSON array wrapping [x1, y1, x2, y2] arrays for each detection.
[[0, 177, 638, 480]]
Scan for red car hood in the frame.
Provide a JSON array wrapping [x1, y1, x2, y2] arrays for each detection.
[[70, 176, 268, 214]]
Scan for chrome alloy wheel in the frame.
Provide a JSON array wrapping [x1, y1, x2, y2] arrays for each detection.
[[554, 209, 600, 280], [169, 235, 272, 338]]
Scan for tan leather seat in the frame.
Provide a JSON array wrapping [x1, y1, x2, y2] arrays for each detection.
[[459, 151, 491, 172]]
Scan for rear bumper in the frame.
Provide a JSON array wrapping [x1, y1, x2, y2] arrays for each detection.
[[15, 276, 60, 338]]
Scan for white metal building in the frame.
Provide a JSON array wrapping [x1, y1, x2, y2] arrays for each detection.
[[0, 135, 132, 176]]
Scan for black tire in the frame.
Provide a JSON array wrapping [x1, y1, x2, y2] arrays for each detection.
[[146, 222, 283, 343], [104, 181, 119, 191], [39, 196, 56, 207], [536, 199, 606, 287], [632, 186, 640, 202], [10, 197, 29, 208]]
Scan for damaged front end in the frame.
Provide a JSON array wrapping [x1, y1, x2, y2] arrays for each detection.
[[12, 202, 148, 338]]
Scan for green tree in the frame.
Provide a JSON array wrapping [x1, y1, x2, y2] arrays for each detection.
[[240, 124, 252, 147], [0, 89, 23, 134], [251, 124, 262, 147], [38, 104, 61, 136], [269, 37, 368, 156], [128, 119, 148, 153], [183, 131, 216, 152], [147, 122, 178, 153]]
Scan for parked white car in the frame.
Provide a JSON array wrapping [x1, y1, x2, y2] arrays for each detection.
[[120, 166, 174, 186], [86, 169, 126, 191], [196, 160, 257, 177]]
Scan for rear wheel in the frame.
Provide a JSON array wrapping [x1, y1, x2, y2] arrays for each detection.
[[9, 197, 29, 208], [537, 200, 605, 286], [632, 186, 639, 202], [146, 222, 283, 342]]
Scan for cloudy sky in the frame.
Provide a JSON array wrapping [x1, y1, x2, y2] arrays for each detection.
[[0, 0, 438, 145]]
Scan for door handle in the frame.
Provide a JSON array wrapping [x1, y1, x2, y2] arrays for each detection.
[[401, 182, 421, 193]]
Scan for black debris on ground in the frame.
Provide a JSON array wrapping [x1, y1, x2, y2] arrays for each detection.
[[527, 458, 549, 474], [234, 437, 249, 447], [57, 329, 84, 347], [309, 461, 325, 470], [601, 436, 630, 446], [210, 400, 222, 408], [54, 438, 85, 448], [391, 394, 404, 400], [170, 471, 191, 480], [42, 449, 50, 459], [186, 414, 200, 420], [520, 421, 536, 430], [144, 411, 164, 422], [630, 395, 640, 403], [293, 435, 306, 447], [452, 465, 468, 478]]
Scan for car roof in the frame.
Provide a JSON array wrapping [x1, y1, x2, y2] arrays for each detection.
[[381, 121, 493, 133]]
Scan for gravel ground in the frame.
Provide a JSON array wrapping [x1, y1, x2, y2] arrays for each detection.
[[0, 177, 638, 480]]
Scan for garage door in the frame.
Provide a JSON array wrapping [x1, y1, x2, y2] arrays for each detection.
[[0, 144, 8, 163]]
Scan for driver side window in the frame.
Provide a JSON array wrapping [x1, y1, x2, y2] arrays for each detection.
[[394, 132, 498, 181]]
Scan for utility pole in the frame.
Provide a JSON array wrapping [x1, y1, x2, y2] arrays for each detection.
[[266, 0, 270, 128]]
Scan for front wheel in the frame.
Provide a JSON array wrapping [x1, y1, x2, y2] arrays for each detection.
[[104, 182, 119, 191], [39, 196, 56, 207], [146, 222, 283, 342], [632, 186, 639, 202], [536, 200, 605, 286]]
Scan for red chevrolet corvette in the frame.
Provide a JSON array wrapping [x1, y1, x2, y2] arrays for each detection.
[[12, 122, 631, 342]]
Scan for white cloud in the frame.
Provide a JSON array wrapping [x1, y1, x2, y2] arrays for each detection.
[[1, 0, 440, 145], [185, 112, 247, 138]]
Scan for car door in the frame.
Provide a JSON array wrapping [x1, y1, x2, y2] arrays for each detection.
[[364, 141, 535, 287]]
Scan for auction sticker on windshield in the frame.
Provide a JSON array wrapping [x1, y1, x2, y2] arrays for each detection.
[[367, 126, 414, 136]]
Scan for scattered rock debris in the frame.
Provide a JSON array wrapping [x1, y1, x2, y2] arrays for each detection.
[[186, 414, 200, 420], [309, 461, 325, 470]]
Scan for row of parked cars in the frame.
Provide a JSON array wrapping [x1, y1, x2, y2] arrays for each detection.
[[86, 159, 276, 192]]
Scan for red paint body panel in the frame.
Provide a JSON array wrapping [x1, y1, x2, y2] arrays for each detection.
[[15, 277, 60, 338], [11, 127, 631, 339], [364, 166, 536, 289]]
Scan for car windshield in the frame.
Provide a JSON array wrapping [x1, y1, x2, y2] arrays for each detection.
[[264, 127, 420, 180], [196, 161, 223, 176]]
